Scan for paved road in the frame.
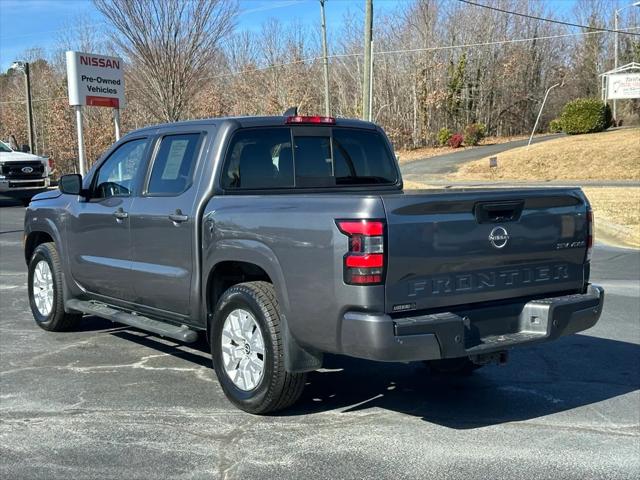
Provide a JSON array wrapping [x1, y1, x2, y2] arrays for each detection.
[[401, 134, 561, 180], [1, 203, 638, 479]]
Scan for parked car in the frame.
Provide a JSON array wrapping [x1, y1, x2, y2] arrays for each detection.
[[0, 140, 53, 205], [23, 112, 604, 413]]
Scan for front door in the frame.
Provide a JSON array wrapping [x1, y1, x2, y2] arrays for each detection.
[[67, 137, 150, 301], [128, 132, 204, 316]]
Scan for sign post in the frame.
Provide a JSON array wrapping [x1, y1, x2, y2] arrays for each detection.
[[74, 106, 86, 176], [66, 51, 125, 174], [113, 109, 121, 141]]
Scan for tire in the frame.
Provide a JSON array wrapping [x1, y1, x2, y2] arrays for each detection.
[[425, 357, 483, 376], [210, 281, 306, 414], [28, 242, 82, 331]]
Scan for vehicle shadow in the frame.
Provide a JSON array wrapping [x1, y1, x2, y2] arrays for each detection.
[[284, 334, 639, 428], [81, 316, 639, 429], [0, 197, 26, 208]]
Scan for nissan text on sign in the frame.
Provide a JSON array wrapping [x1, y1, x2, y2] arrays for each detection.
[[66, 51, 125, 108]]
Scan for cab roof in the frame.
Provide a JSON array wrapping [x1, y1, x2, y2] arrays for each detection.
[[128, 115, 378, 136]]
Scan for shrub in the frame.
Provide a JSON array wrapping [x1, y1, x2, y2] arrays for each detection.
[[549, 118, 563, 133], [437, 127, 453, 146], [559, 98, 612, 135], [463, 122, 486, 146], [449, 133, 464, 148]]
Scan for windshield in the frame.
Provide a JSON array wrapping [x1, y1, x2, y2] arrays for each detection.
[[0, 141, 12, 153]]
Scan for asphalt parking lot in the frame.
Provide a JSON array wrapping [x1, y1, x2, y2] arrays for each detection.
[[1, 200, 639, 480]]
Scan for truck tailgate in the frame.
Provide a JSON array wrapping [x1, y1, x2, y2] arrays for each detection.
[[382, 188, 589, 313]]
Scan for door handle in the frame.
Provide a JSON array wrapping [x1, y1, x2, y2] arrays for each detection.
[[113, 208, 128, 221], [169, 210, 189, 224]]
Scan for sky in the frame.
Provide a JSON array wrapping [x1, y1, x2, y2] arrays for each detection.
[[0, 0, 583, 72]]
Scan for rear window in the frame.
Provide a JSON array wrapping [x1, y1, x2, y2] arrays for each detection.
[[222, 127, 397, 189]]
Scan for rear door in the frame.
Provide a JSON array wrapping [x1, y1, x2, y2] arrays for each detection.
[[128, 131, 206, 316], [382, 189, 589, 313]]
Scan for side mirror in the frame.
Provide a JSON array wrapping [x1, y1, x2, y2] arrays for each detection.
[[59, 174, 82, 195], [20, 144, 30, 153]]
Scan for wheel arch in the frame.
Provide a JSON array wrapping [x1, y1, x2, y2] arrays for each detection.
[[24, 218, 63, 264], [24, 231, 55, 264], [204, 240, 291, 317]]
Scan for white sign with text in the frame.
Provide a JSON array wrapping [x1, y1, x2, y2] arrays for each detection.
[[607, 73, 640, 100], [66, 51, 125, 108]]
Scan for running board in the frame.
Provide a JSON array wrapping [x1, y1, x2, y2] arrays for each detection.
[[66, 299, 198, 343]]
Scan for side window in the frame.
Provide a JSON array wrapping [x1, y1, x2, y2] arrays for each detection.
[[222, 128, 293, 189], [147, 133, 201, 196], [93, 138, 149, 199]]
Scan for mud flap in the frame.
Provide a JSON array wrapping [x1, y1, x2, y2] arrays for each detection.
[[282, 316, 323, 373]]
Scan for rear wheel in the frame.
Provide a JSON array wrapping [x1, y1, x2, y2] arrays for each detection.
[[28, 242, 82, 331], [210, 281, 306, 414]]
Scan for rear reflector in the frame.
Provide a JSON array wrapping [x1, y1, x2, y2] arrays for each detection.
[[337, 219, 385, 285], [350, 274, 383, 284], [286, 115, 336, 125]]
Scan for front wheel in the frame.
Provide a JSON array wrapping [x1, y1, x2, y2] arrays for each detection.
[[28, 242, 82, 331], [211, 281, 306, 414]]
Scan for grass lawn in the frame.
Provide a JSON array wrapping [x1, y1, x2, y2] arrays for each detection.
[[448, 128, 640, 181], [582, 187, 640, 248]]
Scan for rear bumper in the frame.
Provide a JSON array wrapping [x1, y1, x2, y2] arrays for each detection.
[[340, 284, 604, 362]]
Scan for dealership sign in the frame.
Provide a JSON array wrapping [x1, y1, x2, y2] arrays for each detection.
[[606, 73, 640, 100], [65, 51, 125, 108]]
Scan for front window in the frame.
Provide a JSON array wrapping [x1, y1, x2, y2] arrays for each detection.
[[0, 141, 12, 153], [92, 138, 148, 199]]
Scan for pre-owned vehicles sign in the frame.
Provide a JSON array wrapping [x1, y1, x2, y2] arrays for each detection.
[[66, 51, 125, 108]]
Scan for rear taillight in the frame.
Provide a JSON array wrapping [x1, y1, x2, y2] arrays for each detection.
[[586, 207, 594, 262], [337, 219, 385, 285]]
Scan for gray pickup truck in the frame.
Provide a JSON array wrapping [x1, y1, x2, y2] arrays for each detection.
[[24, 113, 604, 413]]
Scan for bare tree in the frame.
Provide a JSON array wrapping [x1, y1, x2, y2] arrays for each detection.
[[93, 0, 238, 122]]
